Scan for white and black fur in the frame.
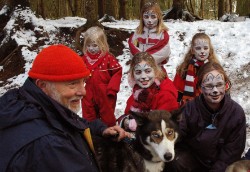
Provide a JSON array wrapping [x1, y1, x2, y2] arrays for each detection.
[[93, 109, 182, 172]]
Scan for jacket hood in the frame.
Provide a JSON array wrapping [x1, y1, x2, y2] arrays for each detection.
[[0, 88, 44, 130]]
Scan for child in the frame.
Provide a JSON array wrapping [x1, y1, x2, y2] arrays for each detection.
[[128, 2, 170, 72], [173, 32, 221, 105], [165, 62, 246, 172], [117, 52, 179, 131], [81, 26, 122, 127]]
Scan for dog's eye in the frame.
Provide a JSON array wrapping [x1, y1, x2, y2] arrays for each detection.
[[152, 133, 160, 138], [167, 130, 174, 136], [151, 131, 162, 138]]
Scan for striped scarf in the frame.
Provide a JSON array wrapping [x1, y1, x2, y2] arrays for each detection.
[[182, 58, 208, 103]]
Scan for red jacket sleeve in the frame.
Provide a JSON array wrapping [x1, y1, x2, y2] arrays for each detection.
[[154, 91, 179, 111], [173, 73, 185, 93], [107, 54, 122, 96]]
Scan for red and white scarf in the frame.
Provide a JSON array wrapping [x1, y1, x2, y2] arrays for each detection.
[[182, 58, 208, 102]]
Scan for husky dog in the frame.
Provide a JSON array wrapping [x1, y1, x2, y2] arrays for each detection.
[[93, 109, 181, 172], [225, 160, 250, 172]]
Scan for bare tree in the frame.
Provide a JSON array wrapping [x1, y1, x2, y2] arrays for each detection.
[[200, 0, 204, 18], [218, 0, 224, 19], [163, 0, 199, 21], [98, 0, 104, 19], [119, 0, 127, 19], [75, 0, 102, 51]]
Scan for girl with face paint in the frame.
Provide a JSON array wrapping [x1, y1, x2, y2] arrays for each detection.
[[117, 52, 179, 131], [173, 33, 221, 106], [165, 62, 246, 172], [81, 26, 122, 127], [128, 2, 170, 73]]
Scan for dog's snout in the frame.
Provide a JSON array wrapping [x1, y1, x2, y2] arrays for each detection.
[[164, 152, 173, 161]]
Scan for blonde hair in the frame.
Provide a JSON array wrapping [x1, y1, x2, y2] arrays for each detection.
[[137, 2, 168, 34], [82, 26, 109, 55], [129, 52, 166, 81], [176, 32, 220, 78]]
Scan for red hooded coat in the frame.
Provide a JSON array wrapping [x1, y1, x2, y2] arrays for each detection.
[[82, 52, 122, 127]]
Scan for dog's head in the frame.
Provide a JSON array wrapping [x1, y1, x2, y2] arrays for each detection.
[[131, 109, 182, 162]]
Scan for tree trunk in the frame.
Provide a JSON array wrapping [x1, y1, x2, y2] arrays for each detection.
[[189, 0, 194, 14], [75, 0, 102, 51], [140, 0, 146, 12], [236, 0, 250, 16], [163, 0, 198, 21], [214, 0, 217, 19], [119, 0, 127, 19], [98, 0, 104, 19], [105, 0, 118, 18], [218, 0, 224, 19], [200, 0, 204, 18]]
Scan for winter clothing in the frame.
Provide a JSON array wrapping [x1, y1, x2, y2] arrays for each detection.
[[0, 78, 107, 172], [173, 58, 208, 104], [28, 44, 90, 81], [117, 77, 179, 126], [126, 78, 178, 113], [128, 27, 170, 68], [82, 52, 122, 127], [244, 148, 250, 160], [165, 94, 246, 172]]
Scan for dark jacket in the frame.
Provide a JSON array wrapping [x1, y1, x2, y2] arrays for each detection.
[[180, 94, 246, 172], [0, 78, 107, 172]]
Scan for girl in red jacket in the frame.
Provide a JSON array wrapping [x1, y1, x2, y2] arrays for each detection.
[[118, 52, 179, 131], [173, 33, 221, 106], [81, 26, 122, 127], [128, 2, 170, 72]]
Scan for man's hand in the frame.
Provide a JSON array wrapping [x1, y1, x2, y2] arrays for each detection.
[[102, 125, 131, 141]]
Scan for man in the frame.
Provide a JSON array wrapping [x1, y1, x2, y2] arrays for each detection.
[[0, 45, 129, 172]]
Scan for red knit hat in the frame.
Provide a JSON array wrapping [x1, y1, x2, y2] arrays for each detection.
[[28, 44, 90, 81]]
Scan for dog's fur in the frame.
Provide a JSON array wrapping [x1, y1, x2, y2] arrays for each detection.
[[93, 109, 182, 172], [225, 160, 250, 172]]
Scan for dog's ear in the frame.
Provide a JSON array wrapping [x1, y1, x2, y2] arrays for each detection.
[[130, 111, 148, 126], [170, 106, 184, 124]]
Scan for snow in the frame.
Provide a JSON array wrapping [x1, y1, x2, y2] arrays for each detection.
[[0, 8, 250, 155]]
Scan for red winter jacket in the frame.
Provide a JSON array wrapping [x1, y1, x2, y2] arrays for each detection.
[[82, 52, 122, 127], [124, 77, 179, 115], [128, 27, 170, 67]]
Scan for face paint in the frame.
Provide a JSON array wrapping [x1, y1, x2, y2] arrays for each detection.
[[133, 61, 155, 88], [87, 41, 100, 54], [192, 38, 210, 61], [143, 10, 158, 29], [201, 70, 225, 109]]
